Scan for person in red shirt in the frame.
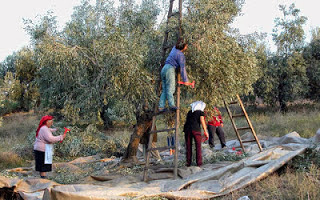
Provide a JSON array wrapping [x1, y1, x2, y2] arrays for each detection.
[[206, 107, 226, 149]]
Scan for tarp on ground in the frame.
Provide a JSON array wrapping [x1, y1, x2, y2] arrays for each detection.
[[47, 146, 306, 200], [2, 130, 318, 199], [0, 176, 59, 200]]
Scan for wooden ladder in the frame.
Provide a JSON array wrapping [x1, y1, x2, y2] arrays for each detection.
[[143, 73, 181, 182], [224, 94, 263, 152], [143, 0, 183, 182]]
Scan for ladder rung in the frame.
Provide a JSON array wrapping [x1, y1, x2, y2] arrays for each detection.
[[169, 11, 179, 17], [229, 101, 238, 105], [150, 128, 175, 134], [147, 146, 175, 152], [232, 114, 245, 118], [242, 139, 256, 143], [237, 127, 251, 131], [154, 109, 176, 116]]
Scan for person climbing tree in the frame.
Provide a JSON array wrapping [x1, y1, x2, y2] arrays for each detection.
[[158, 38, 190, 112]]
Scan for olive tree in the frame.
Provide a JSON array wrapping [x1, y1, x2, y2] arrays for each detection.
[[303, 28, 320, 100], [24, 0, 261, 162], [271, 4, 308, 111], [182, 0, 259, 106], [25, 0, 161, 126]]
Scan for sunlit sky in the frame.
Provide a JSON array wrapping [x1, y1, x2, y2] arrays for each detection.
[[0, 0, 319, 62]]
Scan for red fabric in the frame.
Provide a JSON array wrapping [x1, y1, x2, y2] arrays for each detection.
[[185, 130, 203, 166], [35, 115, 53, 137], [206, 107, 223, 127]]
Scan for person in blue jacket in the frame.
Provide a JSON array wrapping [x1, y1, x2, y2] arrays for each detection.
[[158, 38, 189, 112]]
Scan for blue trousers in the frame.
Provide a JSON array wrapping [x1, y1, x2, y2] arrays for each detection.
[[159, 64, 176, 108]]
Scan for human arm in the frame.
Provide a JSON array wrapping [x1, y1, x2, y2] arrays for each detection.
[[42, 127, 64, 143], [200, 116, 209, 141], [178, 53, 189, 83], [49, 128, 58, 132], [218, 108, 224, 127]]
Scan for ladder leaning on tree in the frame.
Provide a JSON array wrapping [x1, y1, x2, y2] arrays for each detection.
[[224, 94, 263, 152], [143, 86, 181, 181], [143, 0, 183, 182]]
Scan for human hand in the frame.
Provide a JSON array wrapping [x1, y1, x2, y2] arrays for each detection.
[[63, 127, 70, 138], [177, 81, 195, 88], [202, 133, 209, 143], [221, 124, 224, 128], [60, 127, 70, 142]]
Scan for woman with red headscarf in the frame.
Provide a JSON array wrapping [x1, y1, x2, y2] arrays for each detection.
[[33, 115, 66, 178]]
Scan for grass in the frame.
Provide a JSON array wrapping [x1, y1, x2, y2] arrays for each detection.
[[220, 102, 320, 140], [217, 165, 320, 200], [0, 152, 24, 170], [0, 111, 38, 170]]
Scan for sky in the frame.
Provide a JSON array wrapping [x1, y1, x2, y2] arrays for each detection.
[[0, 0, 319, 62], [231, 0, 319, 50]]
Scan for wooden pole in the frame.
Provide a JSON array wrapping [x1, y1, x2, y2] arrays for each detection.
[[174, 73, 181, 179], [179, 0, 182, 37], [160, 0, 175, 67]]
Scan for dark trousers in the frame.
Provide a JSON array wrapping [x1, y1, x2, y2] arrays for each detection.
[[185, 130, 202, 166], [34, 150, 52, 172], [207, 125, 226, 147]]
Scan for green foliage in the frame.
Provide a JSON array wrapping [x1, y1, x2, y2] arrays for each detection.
[[288, 147, 320, 171], [50, 167, 83, 184], [53, 124, 127, 158], [303, 33, 320, 100], [14, 47, 39, 111], [183, 0, 259, 106], [0, 47, 39, 114], [0, 53, 17, 79], [0, 100, 20, 115], [0, 72, 21, 115], [272, 3, 307, 55], [254, 3, 308, 111], [24, 123, 128, 159], [25, 0, 161, 126], [118, 164, 144, 175], [204, 151, 247, 164], [18, 0, 262, 126]]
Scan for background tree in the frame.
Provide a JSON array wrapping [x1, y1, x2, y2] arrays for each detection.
[[252, 43, 278, 106], [271, 3, 308, 111], [0, 53, 17, 79], [303, 27, 320, 101], [0, 48, 38, 113], [14, 47, 39, 111], [0, 72, 21, 115]]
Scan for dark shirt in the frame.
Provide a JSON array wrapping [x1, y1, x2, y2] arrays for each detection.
[[165, 47, 189, 82], [183, 110, 205, 133]]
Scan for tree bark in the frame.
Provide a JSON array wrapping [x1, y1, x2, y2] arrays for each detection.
[[122, 110, 153, 163]]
